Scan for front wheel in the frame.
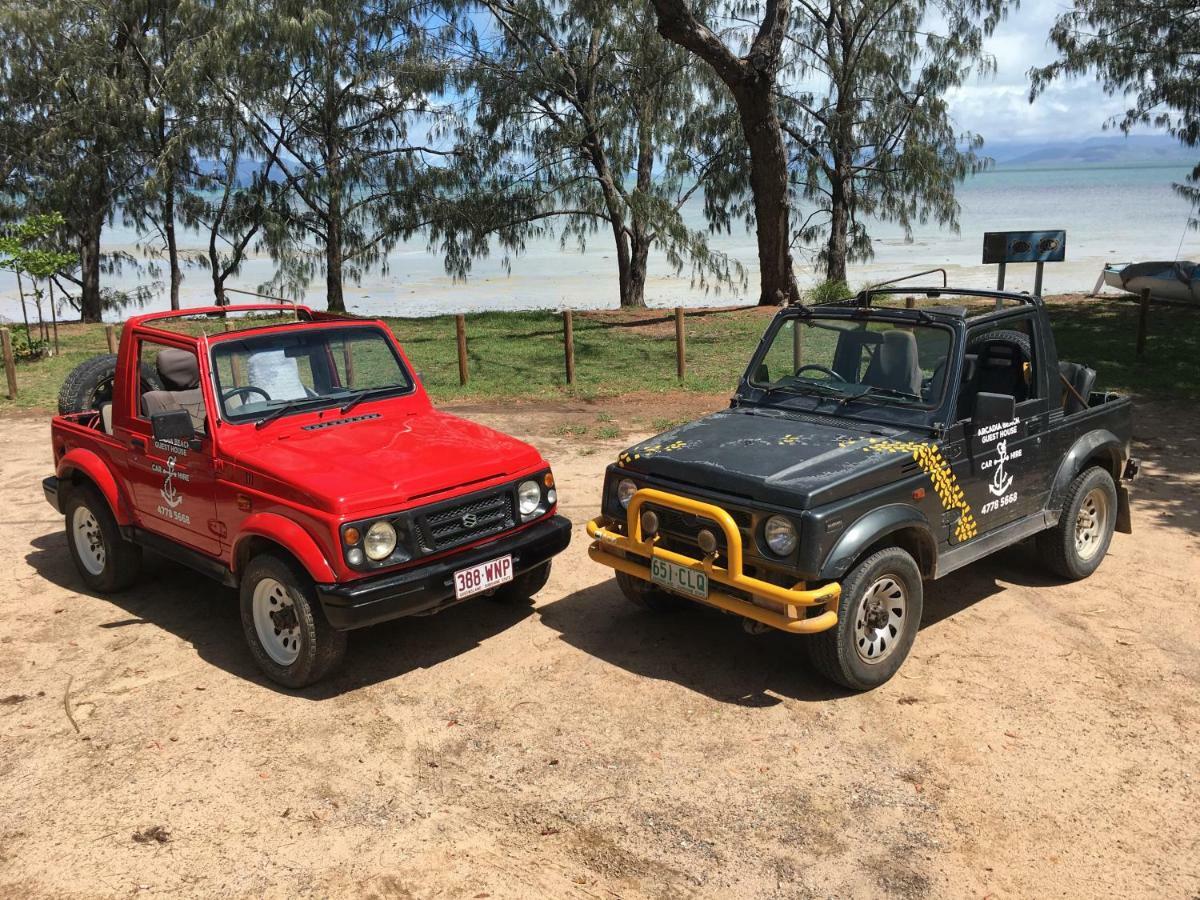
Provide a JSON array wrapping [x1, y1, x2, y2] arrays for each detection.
[[240, 554, 347, 688], [63, 483, 142, 592], [489, 561, 552, 603], [806, 547, 923, 691], [1036, 466, 1117, 580], [615, 569, 682, 611]]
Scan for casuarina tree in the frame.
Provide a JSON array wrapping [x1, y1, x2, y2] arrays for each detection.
[[1030, 0, 1200, 228], [439, 0, 743, 308]]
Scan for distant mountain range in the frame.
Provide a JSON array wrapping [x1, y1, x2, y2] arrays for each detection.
[[987, 134, 1196, 168]]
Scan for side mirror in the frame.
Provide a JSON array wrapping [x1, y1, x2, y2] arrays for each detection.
[[151, 408, 196, 444], [973, 391, 1015, 427]]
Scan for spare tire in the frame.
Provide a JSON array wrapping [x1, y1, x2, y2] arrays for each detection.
[[967, 328, 1031, 360], [57, 354, 161, 416]]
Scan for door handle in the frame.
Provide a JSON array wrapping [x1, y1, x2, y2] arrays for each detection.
[[130, 437, 145, 452]]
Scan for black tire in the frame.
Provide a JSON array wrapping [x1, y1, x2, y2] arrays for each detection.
[[239, 553, 347, 689], [63, 482, 142, 592], [1036, 466, 1117, 580], [615, 569, 683, 611], [806, 547, 923, 691], [57, 354, 161, 416], [968, 328, 1031, 360], [489, 561, 552, 603]]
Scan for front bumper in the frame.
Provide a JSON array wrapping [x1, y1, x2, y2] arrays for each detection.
[[315, 514, 571, 630], [43, 476, 61, 513], [587, 488, 840, 634]]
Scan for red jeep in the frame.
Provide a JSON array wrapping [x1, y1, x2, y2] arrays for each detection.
[[43, 304, 570, 686]]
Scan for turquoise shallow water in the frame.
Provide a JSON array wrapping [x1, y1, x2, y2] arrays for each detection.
[[1, 162, 1196, 322]]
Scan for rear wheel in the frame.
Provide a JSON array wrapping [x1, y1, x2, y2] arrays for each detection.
[[63, 483, 142, 592], [1037, 466, 1117, 580], [615, 569, 682, 611], [806, 547, 923, 691], [239, 553, 346, 688]]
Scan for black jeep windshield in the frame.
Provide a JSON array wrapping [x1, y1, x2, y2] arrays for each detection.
[[211, 325, 413, 424], [748, 315, 952, 410]]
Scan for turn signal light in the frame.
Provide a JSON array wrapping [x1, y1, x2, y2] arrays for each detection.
[[543, 472, 555, 488], [343, 526, 361, 545]]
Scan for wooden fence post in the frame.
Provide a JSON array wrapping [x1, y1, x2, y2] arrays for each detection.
[[1, 328, 17, 400], [455, 314, 468, 386], [1136, 288, 1150, 357], [562, 310, 575, 385], [105, 324, 117, 354], [674, 307, 686, 380]]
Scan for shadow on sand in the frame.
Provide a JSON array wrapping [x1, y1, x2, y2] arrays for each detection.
[[538, 540, 1059, 708], [25, 532, 536, 699]]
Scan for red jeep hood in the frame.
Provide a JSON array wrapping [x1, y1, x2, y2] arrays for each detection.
[[226, 409, 544, 511]]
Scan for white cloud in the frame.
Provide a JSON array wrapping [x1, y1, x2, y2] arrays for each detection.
[[948, 3, 1134, 142]]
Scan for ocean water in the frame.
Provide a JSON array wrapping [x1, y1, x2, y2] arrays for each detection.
[[1, 162, 1196, 323]]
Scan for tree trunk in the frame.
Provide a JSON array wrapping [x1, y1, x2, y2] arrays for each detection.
[[649, 0, 799, 307], [164, 172, 181, 310], [327, 207, 345, 313], [826, 167, 849, 284], [611, 220, 635, 307], [78, 216, 103, 323], [732, 85, 800, 306], [627, 231, 650, 308]]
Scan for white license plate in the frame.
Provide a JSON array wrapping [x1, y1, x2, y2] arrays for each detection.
[[650, 556, 709, 600], [453, 555, 513, 599]]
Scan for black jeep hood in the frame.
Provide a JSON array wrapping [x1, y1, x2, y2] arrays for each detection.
[[618, 407, 924, 509]]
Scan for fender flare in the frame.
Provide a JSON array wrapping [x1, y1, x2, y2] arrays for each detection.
[[56, 448, 135, 526], [818, 504, 937, 580], [1048, 428, 1124, 513], [232, 512, 337, 583]]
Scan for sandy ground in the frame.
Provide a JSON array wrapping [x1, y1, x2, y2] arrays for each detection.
[[1, 396, 1198, 899]]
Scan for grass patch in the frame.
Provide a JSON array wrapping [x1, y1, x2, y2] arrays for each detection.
[[596, 424, 621, 439], [2, 297, 1195, 415], [552, 423, 588, 437]]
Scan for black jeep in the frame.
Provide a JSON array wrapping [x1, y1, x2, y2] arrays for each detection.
[[587, 286, 1138, 690]]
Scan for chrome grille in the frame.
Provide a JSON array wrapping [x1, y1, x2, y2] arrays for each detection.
[[420, 491, 514, 551]]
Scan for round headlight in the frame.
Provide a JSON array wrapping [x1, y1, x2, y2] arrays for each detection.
[[364, 520, 397, 561], [518, 479, 542, 516], [764, 515, 797, 556], [617, 479, 637, 508]]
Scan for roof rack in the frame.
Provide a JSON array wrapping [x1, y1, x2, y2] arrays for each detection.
[[134, 303, 316, 324]]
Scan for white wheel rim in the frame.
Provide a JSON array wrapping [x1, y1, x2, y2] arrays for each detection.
[[854, 575, 908, 665], [71, 505, 106, 576], [252, 578, 301, 666], [1074, 487, 1109, 561]]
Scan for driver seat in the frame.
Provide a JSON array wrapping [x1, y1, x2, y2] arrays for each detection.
[[862, 330, 922, 396], [141, 348, 205, 431]]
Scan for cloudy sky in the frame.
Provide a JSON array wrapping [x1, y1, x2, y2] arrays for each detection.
[[946, 3, 1131, 145]]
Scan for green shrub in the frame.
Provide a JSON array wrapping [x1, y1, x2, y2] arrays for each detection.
[[805, 279, 852, 305]]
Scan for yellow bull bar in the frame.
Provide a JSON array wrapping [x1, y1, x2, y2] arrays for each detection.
[[586, 487, 840, 635]]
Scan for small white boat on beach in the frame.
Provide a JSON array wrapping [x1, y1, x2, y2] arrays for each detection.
[[1102, 260, 1200, 303]]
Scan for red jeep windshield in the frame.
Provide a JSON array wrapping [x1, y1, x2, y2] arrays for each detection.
[[211, 325, 414, 423]]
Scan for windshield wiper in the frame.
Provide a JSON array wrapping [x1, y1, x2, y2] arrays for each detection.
[[339, 386, 401, 414], [841, 385, 923, 406], [254, 397, 329, 429], [767, 379, 850, 400]]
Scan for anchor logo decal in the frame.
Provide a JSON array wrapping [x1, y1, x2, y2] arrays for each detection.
[[160, 456, 183, 509], [988, 439, 1014, 498]]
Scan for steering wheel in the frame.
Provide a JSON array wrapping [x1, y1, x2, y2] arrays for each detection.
[[795, 364, 843, 381], [222, 386, 272, 405]]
